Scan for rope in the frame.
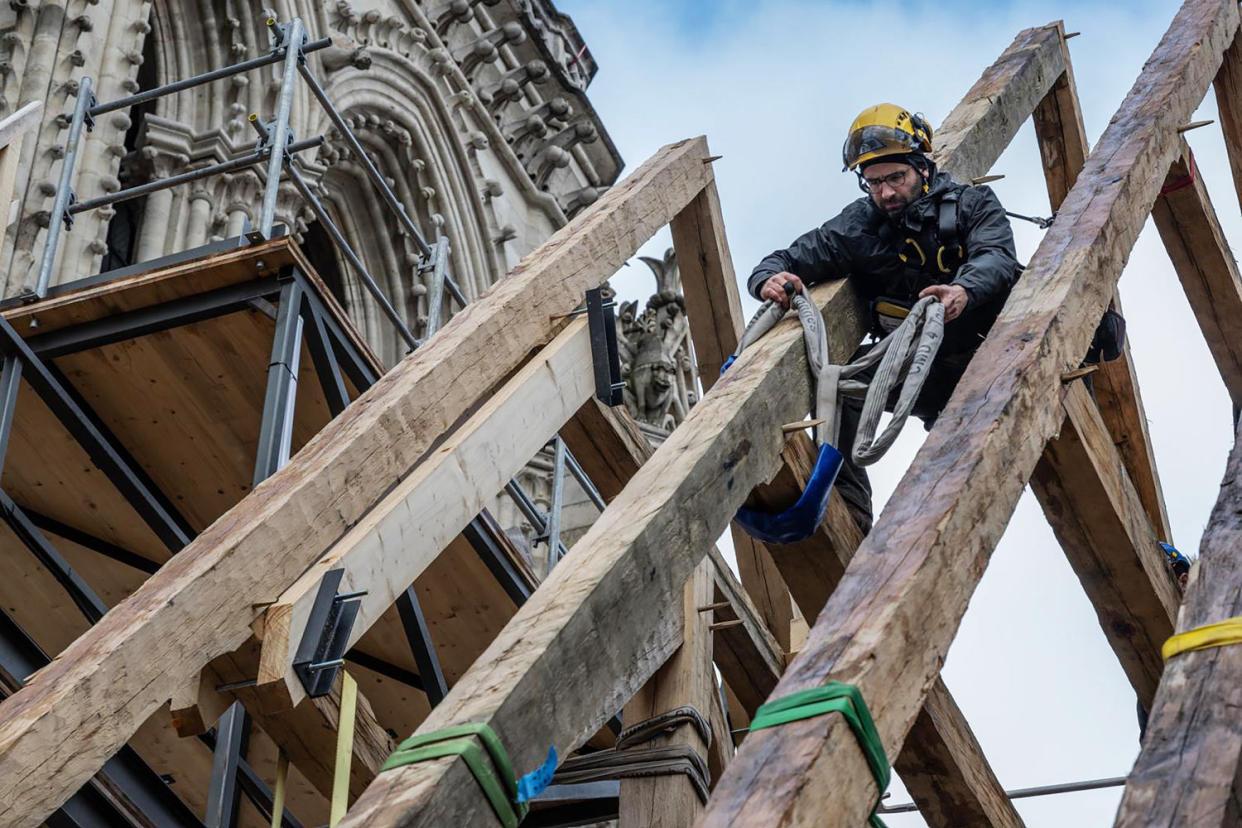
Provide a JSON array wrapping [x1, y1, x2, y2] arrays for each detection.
[[750, 681, 889, 828], [329, 671, 358, 827], [616, 705, 712, 751], [552, 745, 711, 803], [1163, 615, 1242, 660], [727, 289, 943, 466], [550, 706, 714, 803]]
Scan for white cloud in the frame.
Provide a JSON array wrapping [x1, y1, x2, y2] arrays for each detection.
[[559, 1, 1236, 825]]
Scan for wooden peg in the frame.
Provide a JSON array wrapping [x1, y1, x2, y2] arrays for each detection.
[[971, 174, 1005, 185], [709, 619, 745, 631], [782, 418, 825, 434], [703, 155, 723, 164], [1061, 365, 1098, 383], [1178, 120, 1213, 133], [1064, 31, 1080, 39], [697, 601, 731, 613]]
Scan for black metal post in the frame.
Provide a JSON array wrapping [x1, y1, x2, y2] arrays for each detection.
[[0, 489, 108, 623], [23, 507, 162, 574], [204, 703, 248, 828], [299, 293, 350, 417], [0, 355, 21, 484], [0, 316, 194, 551], [396, 587, 448, 706], [254, 278, 304, 486], [461, 516, 533, 606]]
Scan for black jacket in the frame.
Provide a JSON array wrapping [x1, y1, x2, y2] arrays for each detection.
[[747, 171, 1020, 355]]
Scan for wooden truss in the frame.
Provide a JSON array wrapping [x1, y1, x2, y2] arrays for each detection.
[[4, 0, 1242, 824]]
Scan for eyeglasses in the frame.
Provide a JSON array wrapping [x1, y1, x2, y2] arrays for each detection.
[[862, 168, 911, 192]]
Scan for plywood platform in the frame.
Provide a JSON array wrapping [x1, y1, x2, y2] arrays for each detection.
[[0, 238, 536, 826]]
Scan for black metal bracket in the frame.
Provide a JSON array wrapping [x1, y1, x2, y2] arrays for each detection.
[[585, 288, 624, 406], [61, 192, 78, 231], [292, 568, 365, 698]]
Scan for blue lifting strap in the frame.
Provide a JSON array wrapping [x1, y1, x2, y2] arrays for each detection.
[[734, 443, 844, 544]]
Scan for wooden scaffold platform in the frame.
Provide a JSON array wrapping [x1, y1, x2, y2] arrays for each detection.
[[2, 0, 1242, 825]]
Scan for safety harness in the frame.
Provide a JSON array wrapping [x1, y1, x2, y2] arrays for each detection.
[[722, 288, 944, 543]]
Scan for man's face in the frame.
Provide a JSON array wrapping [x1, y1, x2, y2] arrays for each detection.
[[862, 161, 926, 217]]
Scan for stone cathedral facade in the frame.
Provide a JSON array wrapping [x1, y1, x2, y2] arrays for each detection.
[[1, 0, 700, 568]]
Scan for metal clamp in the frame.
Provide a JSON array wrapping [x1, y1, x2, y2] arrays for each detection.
[[292, 568, 366, 697], [586, 287, 624, 406]]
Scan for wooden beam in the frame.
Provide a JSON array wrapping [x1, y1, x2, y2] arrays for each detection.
[[1114, 419, 1242, 826], [898, 681, 1023, 828], [1151, 140, 1242, 407], [707, 547, 783, 717], [765, 432, 1024, 828], [933, 23, 1067, 182], [700, 2, 1240, 824], [1029, 382, 1180, 709], [252, 318, 597, 711], [618, 560, 715, 826], [669, 178, 798, 653], [1213, 24, 1242, 218], [1031, 25, 1174, 542], [336, 273, 865, 827], [0, 136, 713, 827]]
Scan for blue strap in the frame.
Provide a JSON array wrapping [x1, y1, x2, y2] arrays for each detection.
[[734, 443, 843, 544], [516, 745, 558, 803]]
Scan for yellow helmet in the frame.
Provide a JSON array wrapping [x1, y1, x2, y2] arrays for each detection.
[[842, 103, 933, 171]]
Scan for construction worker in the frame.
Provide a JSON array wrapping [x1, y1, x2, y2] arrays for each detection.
[[748, 103, 1020, 532]]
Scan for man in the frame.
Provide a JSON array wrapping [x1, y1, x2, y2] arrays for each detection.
[[748, 103, 1020, 532]]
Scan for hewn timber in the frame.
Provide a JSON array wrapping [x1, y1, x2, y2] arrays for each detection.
[[701, 2, 1240, 824], [337, 274, 864, 827], [1029, 382, 1179, 709], [669, 178, 797, 652], [1031, 24, 1173, 542], [0, 136, 713, 826], [1114, 419, 1242, 826], [1151, 140, 1242, 407], [252, 318, 596, 711], [619, 561, 715, 826], [1213, 24, 1242, 218], [766, 431, 1024, 828], [706, 547, 783, 716]]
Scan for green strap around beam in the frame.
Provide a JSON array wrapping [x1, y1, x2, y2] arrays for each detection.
[[750, 681, 890, 828], [380, 722, 529, 828]]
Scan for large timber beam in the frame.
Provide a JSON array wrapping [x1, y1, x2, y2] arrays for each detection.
[[1114, 419, 1242, 826], [1031, 22, 1174, 543], [251, 317, 597, 711], [1151, 139, 1242, 407], [700, 2, 1240, 825], [335, 22, 1069, 827], [1029, 383, 1180, 709], [0, 136, 713, 827]]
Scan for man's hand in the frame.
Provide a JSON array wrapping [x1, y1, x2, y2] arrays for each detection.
[[760, 272, 804, 309], [918, 283, 970, 322]]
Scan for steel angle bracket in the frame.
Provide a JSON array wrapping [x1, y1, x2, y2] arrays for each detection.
[[586, 287, 624, 406], [292, 568, 366, 697]]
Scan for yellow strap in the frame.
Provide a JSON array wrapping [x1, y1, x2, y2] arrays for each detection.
[[1162, 616, 1242, 660], [330, 671, 359, 827], [270, 751, 288, 828]]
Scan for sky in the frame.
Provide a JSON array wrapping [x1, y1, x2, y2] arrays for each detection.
[[554, 0, 1237, 824]]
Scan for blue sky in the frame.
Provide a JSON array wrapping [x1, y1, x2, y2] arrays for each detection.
[[554, 1, 1235, 825]]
